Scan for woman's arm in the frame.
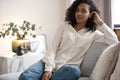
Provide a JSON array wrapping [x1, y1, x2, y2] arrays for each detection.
[[93, 12, 118, 45], [42, 24, 64, 72]]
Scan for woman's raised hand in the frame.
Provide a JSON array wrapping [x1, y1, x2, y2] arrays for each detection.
[[91, 11, 104, 26]]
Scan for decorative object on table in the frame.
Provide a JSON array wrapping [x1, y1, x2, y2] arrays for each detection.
[[12, 39, 30, 54], [16, 45, 25, 56], [0, 20, 42, 54]]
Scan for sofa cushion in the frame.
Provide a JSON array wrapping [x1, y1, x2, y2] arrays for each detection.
[[90, 42, 120, 80], [79, 77, 89, 80], [110, 51, 120, 80], [0, 72, 22, 80], [80, 42, 109, 77]]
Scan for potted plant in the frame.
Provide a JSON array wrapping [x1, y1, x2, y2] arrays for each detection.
[[0, 20, 41, 55]]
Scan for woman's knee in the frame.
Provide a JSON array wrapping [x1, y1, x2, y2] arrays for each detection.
[[52, 65, 81, 80], [18, 60, 45, 80], [63, 65, 81, 77]]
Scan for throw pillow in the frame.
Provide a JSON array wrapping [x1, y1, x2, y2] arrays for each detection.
[[90, 42, 120, 80], [110, 51, 120, 80], [80, 42, 109, 77]]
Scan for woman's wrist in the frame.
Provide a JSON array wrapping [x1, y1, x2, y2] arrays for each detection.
[[98, 20, 104, 26]]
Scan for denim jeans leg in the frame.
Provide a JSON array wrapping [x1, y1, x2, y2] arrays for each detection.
[[19, 60, 45, 80], [51, 65, 81, 80]]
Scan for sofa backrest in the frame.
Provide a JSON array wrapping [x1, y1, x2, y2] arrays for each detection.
[[80, 42, 109, 77]]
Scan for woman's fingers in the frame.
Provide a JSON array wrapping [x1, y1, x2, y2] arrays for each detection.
[[90, 11, 103, 26], [42, 71, 52, 80]]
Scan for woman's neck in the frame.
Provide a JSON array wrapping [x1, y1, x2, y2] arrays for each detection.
[[74, 23, 85, 32]]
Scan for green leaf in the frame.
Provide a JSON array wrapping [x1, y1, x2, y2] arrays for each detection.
[[31, 24, 35, 31], [9, 22, 14, 27], [23, 20, 26, 23], [24, 32, 27, 35]]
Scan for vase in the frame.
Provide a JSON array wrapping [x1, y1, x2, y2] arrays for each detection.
[[12, 39, 30, 54]]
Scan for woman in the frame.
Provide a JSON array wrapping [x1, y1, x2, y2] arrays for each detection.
[[19, 0, 118, 80]]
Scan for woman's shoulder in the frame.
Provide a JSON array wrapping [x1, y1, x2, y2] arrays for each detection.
[[58, 22, 71, 29]]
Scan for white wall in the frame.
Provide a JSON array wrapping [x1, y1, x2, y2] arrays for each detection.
[[111, 0, 120, 28], [0, 0, 67, 45]]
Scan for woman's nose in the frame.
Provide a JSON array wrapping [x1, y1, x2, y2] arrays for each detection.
[[78, 11, 82, 15]]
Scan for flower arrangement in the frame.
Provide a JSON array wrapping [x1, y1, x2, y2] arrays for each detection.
[[0, 20, 40, 40]]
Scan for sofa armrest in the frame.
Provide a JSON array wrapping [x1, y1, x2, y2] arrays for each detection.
[[80, 42, 109, 77]]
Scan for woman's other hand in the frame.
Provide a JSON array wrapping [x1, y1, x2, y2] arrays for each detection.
[[42, 71, 52, 80]]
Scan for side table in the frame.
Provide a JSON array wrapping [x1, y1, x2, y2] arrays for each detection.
[[0, 53, 44, 75], [0, 34, 46, 75]]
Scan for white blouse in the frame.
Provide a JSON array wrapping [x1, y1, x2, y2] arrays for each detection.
[[42, 22, 118, 72]]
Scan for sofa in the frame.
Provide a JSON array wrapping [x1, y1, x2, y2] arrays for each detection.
[[0, 42, 118, 80]]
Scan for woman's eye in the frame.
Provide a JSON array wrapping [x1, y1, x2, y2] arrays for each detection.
[[76, 9, 89, 13], [81, 9, 88, 13]]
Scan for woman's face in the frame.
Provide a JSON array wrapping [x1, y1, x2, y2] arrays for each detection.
[[75, 3, 90, 24]]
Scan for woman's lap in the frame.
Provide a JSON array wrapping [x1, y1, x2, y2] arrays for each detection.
[[19, 61, 80, 80], [51, 65, 81, 80]]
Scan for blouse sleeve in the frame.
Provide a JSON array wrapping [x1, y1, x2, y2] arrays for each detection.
[[42, 24, 64, 72], [94, 23, 118, 45]]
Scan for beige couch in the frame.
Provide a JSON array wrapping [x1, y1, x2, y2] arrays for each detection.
[[0, 42, 110, 80]]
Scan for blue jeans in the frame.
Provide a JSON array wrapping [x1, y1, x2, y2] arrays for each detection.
[[19, 61, 81, 80]]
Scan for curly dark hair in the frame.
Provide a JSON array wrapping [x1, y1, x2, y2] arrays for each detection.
[[65, 0, 100, 32]]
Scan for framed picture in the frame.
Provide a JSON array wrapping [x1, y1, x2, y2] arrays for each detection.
[[114, 29, 120, 41], [114, 24, 120, 41]]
